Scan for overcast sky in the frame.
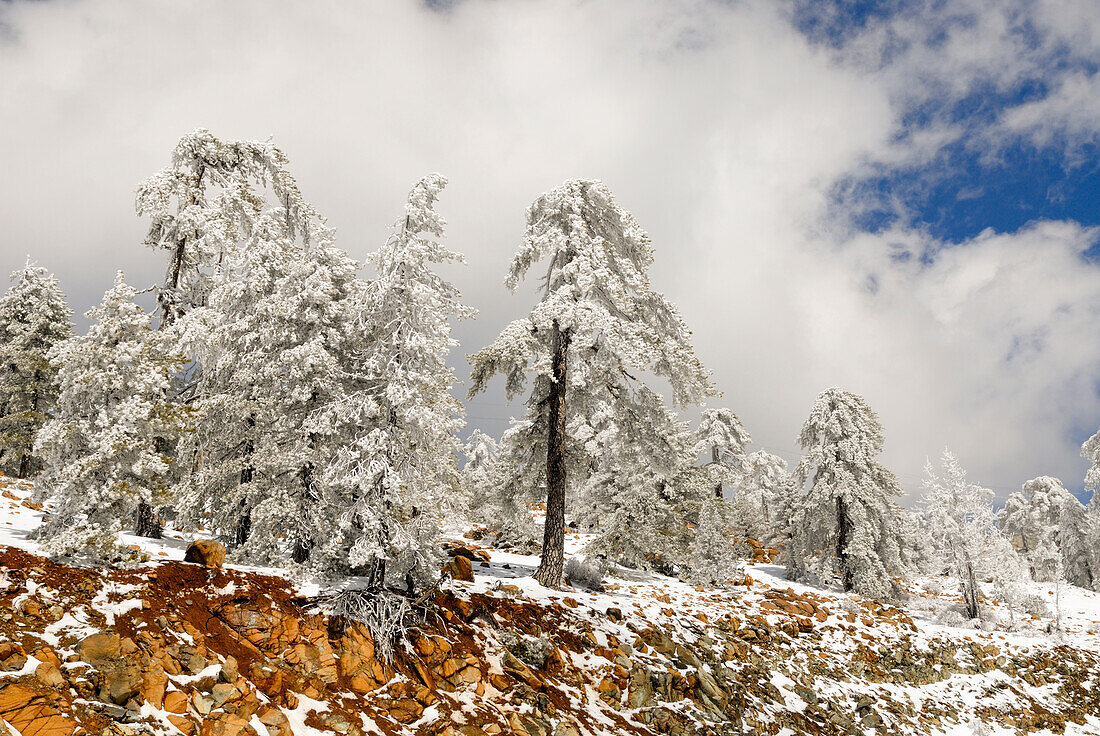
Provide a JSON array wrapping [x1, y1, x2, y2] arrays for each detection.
[[2, 0, 1099, 501]]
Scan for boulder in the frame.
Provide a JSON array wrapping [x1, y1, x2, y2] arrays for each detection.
[[76, 632, 121, 666], [445, 555, 475, 582], [34, 662, 64, 688], [0, 643, 27, 672], [185, 540, 226, 569]]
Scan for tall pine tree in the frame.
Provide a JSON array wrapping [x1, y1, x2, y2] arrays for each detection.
[[0, 262, 73, 478], [469, 179, 714, 588]]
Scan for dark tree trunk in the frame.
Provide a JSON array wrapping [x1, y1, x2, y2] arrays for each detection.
[[234, 414, 256, 547], [135, 500, 162, 539], [292, 539, 313, 564], [962, 554, 980, 620], [534, 322, 570, 589], [836, 497, 854, 591], [712, 445, 723, 499], [17, 453, 29, 480]]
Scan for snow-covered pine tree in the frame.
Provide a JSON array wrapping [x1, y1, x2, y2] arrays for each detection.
[[176, 219, 358, 566], [920, 449, 1001, 619], [999, 476, 1098, 590], [731, 450, 795, 542], [1084, 429, 1100, 511], [31, 273, 189, 561], [788, 387, 905, 599], [0, 262, 73, 478], [469, 179, 715, 588], [137, 129, 330, 327], [308, 174, 472, 595], [577, 397, 698, 572], [461, 429, 538, 544], [697, 408, 751, 499]]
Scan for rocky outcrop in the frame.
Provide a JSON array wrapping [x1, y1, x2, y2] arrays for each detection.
[[2, 543, 1099, 736], [184, 540, 226, 569]]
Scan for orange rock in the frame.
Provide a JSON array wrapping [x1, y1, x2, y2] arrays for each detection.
[[446, 555, 475, 582], [168, 715, 197, 735], [184, 540, 226, 569], [164, 690, 189, 714], [0, 683, 77, 736], [34, 663, 63, 688]]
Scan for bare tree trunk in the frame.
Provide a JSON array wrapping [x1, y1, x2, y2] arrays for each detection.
[[712, 445, 723, 499], [17, 453, 29, 480], [837, 497, 854, 592], [234, 414, 256, 547], [534, 322, 570, 589], [135, 500, 162, 538], [962, 554, 980, 620]]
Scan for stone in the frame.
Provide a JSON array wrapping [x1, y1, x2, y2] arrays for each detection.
[[257, 706, 291, 736], [0, 643, 27, 672], [445, 555, 475, 582], [76, 632, 121, 666], [104, 666, 143, 705], [211, 683, 238, 708], [0, 682, 77, 736], [220, 656, 239, 683], [184, 540, 226, 569], [168, 715, 197, 735], [164, 690, 189, 714], [34, 662, 64, 688], [199, 713, 256, 736]]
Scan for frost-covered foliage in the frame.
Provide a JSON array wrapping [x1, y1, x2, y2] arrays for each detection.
[[697, 408, 751, 497], [730, 450, 796, 542], [307, 174, 472, 595], [469, 179, 715, 587], [689, 498, 745, 587], [788, 388, 905, 599], [461, 430, 538, 545], [1084, 429, 1100, 507], [176, 220, 360, 567], [999, 476, 1098, 590], [921, 450, 1020, 618], [137, 129, 331, 326], [564, 555, 608, 590], [0, 262, 73, 477], [31, 274, 189, 562]]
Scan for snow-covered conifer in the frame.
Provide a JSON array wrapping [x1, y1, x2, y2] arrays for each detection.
[[308, 174, 472, 595], [697, 408, 751, 499], [788, 387, 905, 599], [921, 449, 1002, 619], [1000, 476, 1097, 590], [31, 273, 189, 561], [461, 429, 538, 544], [137, 129, 331, 327], [469, 179, 715, 588], [0, 262, 73, 477], [177, 222, 358, 566], [690, 498, 744, 587], [731, 450, 795, 542]]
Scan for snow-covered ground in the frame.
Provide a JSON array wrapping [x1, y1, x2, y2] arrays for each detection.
[[5, 473, 1100, 735]]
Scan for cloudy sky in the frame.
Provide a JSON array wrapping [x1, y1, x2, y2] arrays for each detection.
[[2, 0, 1099, 501]]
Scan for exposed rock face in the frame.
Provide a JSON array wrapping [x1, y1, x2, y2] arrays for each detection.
[[1, 543, 1099, 736], [184, 540, 226, 569]]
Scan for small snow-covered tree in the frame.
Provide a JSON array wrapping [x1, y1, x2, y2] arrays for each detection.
[[461, 429, 538, 544], [31, 273, 189, 561], [731, 450, 796, 542], [697, 408, 751, 499], [469, 179, 715, 588], [578, 400, 699, 572], [921, 449, 1001, 619], [1084, 429, 1100, 504], [690, 497, 744, 587], [138, 129, 331, 327], [0, 262, 73, 477], [308, 174, 472, 595], [788, 388, 905, 599], [1000, 476, 1097, 590]]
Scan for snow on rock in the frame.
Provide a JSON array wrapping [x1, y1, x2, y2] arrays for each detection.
[[3, 474, 1100, 735]]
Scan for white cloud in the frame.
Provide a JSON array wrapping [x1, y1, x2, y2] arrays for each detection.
[[0, 0, 1098, 498]]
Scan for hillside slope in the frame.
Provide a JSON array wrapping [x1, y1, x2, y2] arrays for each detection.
[[2, 477, 1100, 736]]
